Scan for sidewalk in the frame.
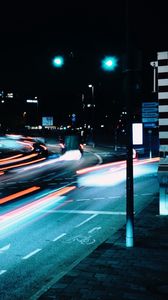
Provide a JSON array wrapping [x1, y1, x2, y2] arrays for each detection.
[[36, 195, 168, 300]]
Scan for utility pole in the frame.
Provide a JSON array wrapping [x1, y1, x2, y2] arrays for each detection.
[[124, 0, 134, 247]]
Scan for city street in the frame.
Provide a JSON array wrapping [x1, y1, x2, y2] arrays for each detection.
[[0, 145, 159, 299]]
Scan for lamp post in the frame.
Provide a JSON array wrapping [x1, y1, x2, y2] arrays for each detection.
[[150, 61, 158, 93], [88, 84, 94, 100], [124, 0, 134, 247], [88, 84, 95, 147]]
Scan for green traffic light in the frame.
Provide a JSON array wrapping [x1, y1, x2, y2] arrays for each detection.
[[52, 56, 64, 68], [101, 56, 118, 71]]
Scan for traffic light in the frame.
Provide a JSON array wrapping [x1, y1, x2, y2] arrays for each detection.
[[101, 56, 118, 71], [52, 56, 64, 68]]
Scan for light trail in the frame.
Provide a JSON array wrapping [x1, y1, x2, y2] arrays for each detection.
[[76, 159, 128, 175], [77, 157, 160, 187], [0, 154, 23, 163], [0, 186, 76, 232], [0, 186, 41, 205], [0, 153, 39, 167], [0, 156, 46, 171], [77, 157, 160, 175]]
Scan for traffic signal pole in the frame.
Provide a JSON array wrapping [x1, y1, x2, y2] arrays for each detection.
[[125, 70, 134, 248], [125, 0, 134, 247]]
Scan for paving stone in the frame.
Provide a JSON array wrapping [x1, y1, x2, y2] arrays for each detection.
[[38, 198, 168, 300]]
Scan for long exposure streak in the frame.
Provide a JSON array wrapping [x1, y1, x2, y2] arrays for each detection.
[[0, 153, 39, 167], [0, 156, 46, 171], [0, 154, 23, 163], [0, 186, 76, 231], [0, 186, 41, 204], [77, 157, 160, 175]]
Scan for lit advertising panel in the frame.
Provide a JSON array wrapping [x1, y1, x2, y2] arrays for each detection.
[[42, 117, 53, 126], [133, 123, 143, 145]]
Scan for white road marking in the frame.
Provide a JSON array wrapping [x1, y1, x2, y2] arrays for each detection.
[[76, 198, 90, 201], [22, 249, 41, 260], [64, 235, 96, 245], [53, 233, 66, 242], [77, 196, 121, 201], [88, 226, 101, 234], [0, 244, 11, 253], [0, 270, 7, 275], [141, 193, 153, 196], [93, 153, 103, 164], [108, 196, 121, 199], [42, 209, 126, 215], [75, 214, 98, 228]]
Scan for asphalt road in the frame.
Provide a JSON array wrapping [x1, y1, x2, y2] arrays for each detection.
[[0, 146, 159, 299]]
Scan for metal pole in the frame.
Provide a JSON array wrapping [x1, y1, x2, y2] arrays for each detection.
[[114, 129, 117, 151], [89, 84, 95, 147], [153, 67, 156, 93], [150, 61, 158, 93], [148, 129, 152, 159], [125, 0, 134, 247], [92, 85, 95, 147]]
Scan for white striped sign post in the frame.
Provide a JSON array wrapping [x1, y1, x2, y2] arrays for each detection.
[[157, 51, 168, 215]]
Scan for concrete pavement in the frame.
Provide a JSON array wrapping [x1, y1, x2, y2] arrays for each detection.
[[34, 194, 168, 300]]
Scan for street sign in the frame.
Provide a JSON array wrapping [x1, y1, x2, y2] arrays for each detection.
[[144, 123, 157, 128], [142, 102, 158, 107], [142, 118, 158, 123], [42, 116, 53, 126], [142, 112, 158, 118], [142, 107, 158, 112], [72, 113, 76, 122], [142, 102, 158, 127]]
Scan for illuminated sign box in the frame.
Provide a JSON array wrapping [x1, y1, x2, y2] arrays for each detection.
[[42, 117, 53, 126], [26, 99, 38, 103], [133, 123, 143, 145]]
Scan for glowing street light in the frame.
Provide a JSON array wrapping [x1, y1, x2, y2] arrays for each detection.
[[88, 84, 94, 99], [101, 56, 118, 71], [52, 56, 64, 68]]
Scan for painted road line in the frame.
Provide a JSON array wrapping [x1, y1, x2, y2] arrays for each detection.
[[0, 244, 11, 253], [88, 226, 101, 234], [41, 209, 126, 215], [77, 196, 121, 201], [75, 214, 98, 228], [141, 193, 153, 196], [108, 196, 121, 199], [53, 233, 66, 242], [0, 270, 7, 275], [76, 199, 90, 201], [22, 249, 42, 260]]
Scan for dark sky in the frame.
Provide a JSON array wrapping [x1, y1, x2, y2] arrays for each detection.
[[0, 1, 168, 117]]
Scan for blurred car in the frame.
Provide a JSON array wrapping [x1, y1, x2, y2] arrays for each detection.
[[32, 142, 48, 157], [59, 133, 83, 156]]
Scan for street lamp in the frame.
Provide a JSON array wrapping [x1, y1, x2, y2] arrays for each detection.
[[52, 56, 64, 68], [150, 61, 158, 93], [101, 56, 118, 71], [88, 84, 94, 99], [88, 84, 95, 147]]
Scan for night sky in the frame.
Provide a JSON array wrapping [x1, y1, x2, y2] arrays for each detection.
[[0, 1, 168, 119]]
